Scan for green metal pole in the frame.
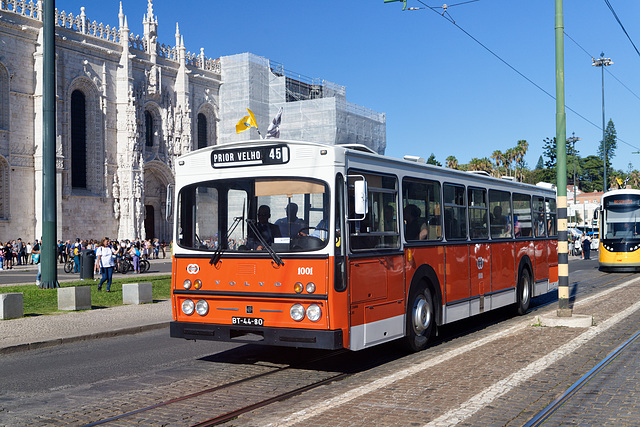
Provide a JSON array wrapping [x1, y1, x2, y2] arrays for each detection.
[[555, 0, 569, 315], [41, 0, 59, 289]]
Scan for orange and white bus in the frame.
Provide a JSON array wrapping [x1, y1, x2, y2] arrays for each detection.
[[170, 140, 558, 351]]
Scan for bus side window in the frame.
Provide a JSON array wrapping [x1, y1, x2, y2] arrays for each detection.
[[402, 178, 442, 242], [546, 198, 557, 236], [444, 183, 467, 240], [533, 196, 546, 237], [513, 193, 532, 238], [489, 190, 512, 239], [348, 172, 399, 250]]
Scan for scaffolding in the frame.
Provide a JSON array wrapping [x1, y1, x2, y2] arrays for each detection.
[[219, 53, 386, 154]]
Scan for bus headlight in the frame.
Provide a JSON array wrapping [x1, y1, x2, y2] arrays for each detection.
[[182, 299, 195, 315], [194, 279, 203, 290], [183, 279, 192, 290], [195, 299, 209, 316], [294, 282, 303, 294], [290, 303, 305, 321], [306, 282, 316, 294], [306, 304, 322, 322]]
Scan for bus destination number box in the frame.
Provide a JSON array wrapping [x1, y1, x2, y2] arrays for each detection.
[[212, 144, 289, 168]]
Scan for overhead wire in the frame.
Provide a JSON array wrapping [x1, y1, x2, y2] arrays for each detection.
[[411, 0, 640, 152], [603, 0, 640, 59]]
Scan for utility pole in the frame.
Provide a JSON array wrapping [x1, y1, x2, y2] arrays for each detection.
[[592, 53, 613, 192], [41, 0, 59, 289], [555, 0, 570, 316]]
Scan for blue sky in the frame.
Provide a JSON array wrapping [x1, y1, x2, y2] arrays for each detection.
[[58, 0, 640, 172]]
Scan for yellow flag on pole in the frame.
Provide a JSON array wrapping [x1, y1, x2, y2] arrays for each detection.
[[236, 116, 251, 134], [246, 108, 258, 128]]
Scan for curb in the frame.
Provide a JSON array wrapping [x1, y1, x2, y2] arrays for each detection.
[[0, 321, 169, 355]]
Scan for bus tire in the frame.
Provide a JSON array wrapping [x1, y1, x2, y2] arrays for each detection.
[[403, 284, 434, 352], [515, 267, 531, 315]]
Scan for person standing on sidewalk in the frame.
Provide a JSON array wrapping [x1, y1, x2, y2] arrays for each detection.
[[95, 237, 116, 292], [129, 242, 141, 274], [32, 239, 41, 286]]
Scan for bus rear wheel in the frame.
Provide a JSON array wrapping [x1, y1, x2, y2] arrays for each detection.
[[515, 268, 531, 315], [404, 285, 434, 352]]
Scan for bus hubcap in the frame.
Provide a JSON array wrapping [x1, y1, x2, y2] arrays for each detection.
[[412, 296, 431, 334]]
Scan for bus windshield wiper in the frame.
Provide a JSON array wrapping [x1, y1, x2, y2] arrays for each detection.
[[246, 219, 284, 267], [210, 216, 242, 266]]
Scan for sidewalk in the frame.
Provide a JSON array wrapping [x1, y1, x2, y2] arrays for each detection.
[[0, 259, 173, 354], [0, 300, 172, 354]]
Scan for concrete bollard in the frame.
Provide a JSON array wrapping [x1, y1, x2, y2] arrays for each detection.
[[122, 282, 153, 305], [0, 293, 23, 319], [58, 286, 92, 311]]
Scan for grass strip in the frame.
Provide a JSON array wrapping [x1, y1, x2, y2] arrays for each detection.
[[1, 275, 171, 316]]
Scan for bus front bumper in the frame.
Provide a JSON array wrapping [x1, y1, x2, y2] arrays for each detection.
[[170, 321, 344, 350]]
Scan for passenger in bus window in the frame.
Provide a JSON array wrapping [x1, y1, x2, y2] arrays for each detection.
[[311, 206, 329, 240], [491, 205, 510, 237], [249, 205, 281, 250], [404, 204, 427, 240], [275, 203, 307, 237]]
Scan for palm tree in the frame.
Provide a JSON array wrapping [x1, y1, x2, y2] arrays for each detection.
[[468, 158, 483, 171], [503, 148, 514, 177], [490, 150, 503, 178], [445, 156, 459, 170], [515, 140, 529, 182]]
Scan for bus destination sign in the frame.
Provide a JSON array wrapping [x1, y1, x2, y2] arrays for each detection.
[[211, 144, 289, 168]]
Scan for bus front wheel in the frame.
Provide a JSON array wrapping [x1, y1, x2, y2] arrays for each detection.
[[404, 284, 434, 352]]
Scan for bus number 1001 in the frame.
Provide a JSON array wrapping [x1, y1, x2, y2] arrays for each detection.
[[298, 267, 313, 275]]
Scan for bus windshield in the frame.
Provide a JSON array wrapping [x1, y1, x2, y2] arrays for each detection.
[[177, 177, 330, 253], [603, 194, 640, 241]]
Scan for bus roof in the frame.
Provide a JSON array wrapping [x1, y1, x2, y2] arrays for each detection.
[[179, 139, 556, 196]]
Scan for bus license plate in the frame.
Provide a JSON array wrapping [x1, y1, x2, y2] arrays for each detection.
[[232, 317, 264, 326]]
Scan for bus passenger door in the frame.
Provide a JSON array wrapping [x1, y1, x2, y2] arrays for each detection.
[[469, 243, 490, 312]]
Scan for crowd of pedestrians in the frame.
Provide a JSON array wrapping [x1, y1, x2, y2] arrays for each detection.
[[0, 237, 169, 272]]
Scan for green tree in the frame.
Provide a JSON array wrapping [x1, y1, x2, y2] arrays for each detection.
[[426, 153, 441, 166], [597, 119, 617, 185], [535, 155, 544, 170], [580, 155, 603, 193]]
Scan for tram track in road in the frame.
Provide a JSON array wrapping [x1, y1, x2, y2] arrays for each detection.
[[80, 349, 353, 427], [524, 327, 640, 427]]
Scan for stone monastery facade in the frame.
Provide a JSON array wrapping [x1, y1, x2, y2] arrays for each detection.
[[0, 0, 386, 243]]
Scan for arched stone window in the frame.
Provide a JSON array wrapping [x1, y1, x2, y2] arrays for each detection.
[[0, 63, 9, 131], [145, 110, 153, 147], [196, 103, 216, 149], [197, 113, 207, 149], [71, 90, 87, 188]]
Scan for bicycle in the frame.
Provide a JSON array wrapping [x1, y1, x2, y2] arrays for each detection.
[[116, 254, 150, 274], [63, 259, 75, 273]]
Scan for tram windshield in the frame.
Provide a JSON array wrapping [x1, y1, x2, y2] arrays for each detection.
[[603, 195, 640, 241], [177, 177, 330, 253]]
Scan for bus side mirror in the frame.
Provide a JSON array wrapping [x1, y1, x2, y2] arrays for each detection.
[[593, 209, 599, 220], [354, 180, 368, 216]]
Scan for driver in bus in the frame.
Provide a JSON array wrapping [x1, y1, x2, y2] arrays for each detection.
[[619, 222, 635, 239], [275, 203, 307, 237], [248, 205, 281, 250]]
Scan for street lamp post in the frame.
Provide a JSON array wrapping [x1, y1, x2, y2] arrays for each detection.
[[592, 53, 613, 192], [567, 132, 581, 205]]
